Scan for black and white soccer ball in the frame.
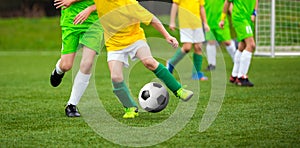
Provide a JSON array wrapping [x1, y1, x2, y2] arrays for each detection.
[[138, 82, 169, 113]]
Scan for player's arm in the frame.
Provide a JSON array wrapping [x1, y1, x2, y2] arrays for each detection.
[[169, 3, 178, 31], [219, 0, 230, 29], [151, 16, 179, 48], [229, 2, 233, 15], [73, 4, 96, 25], [251, 0, 259, 22], [200, 5, 210, 32], [54, 0, 80, 9]]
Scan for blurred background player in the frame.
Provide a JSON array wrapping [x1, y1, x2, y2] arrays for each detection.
[[219, 0, 258, 86], [204, 0, 236, 71], [50, 0, 103, 117], [167, 0, 210, 80], [95, 0, 193, 119]]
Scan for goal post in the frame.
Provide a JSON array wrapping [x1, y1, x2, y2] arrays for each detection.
[[255, 0, 300, 57]]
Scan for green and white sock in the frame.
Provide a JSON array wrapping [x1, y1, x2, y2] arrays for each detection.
[[112, 81, 137, 108], [153, 63, 181, 94]]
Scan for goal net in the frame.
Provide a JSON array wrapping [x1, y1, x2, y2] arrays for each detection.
[[255, 0, 300, 57]]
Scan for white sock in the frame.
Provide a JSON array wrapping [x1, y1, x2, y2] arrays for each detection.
[[67, 71, 91, 105], [225, 40, 236, 62], [238, 50, 252, 78], [231, 50, 242, 77], [206, 44, 217, 66], [55, 59, 64, 74]]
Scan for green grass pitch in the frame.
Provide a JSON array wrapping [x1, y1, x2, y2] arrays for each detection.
[[0, 17, 299, 147]]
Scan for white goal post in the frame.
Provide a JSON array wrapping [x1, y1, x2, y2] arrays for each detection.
[[255, 0, 300, 57]]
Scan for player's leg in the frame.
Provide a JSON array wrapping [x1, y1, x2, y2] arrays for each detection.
[[50, 53, 76, 87], [192, 28, 207, 80], [166, 43, 192, 74], [107, 51, 138, 118], [237, 36, 255, 86], [216, 24, 236, 62], [166, 29, 193, 73], [192, 42, 208, 80], [230, 42, 245, 84], [206, 40, 217, 71], [233, 21, 255, 86], [50, 29, 79, 87], [231, 20, 254, 86], [223, 40, 236, 62], [205, 30, 217, 71], [64, 23, 103, 117], [135, 41, 193, 101], [65, 47, 97, 117]]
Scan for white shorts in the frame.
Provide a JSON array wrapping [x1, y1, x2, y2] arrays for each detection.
[[180, 28, 205, 43], [107, 40, 151, 67]]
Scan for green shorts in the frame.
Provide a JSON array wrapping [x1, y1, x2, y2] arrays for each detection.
[[205, 27, 232, 42], [61, 22, 104, 55], [232, 19, 254, 42]]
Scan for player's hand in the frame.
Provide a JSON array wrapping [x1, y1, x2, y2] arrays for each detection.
[[166, 36, 179, 48], [203, 23, 210, 32], [74, 7, 92, 25], [169, 22, 176, 31], [219, 20, 225, 29], [251, 15, 256, 22], [54, 0, 76, 9]]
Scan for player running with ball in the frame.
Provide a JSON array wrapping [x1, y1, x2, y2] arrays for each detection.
[[94, 0, 193, 119], [219, 0, 258, 87]]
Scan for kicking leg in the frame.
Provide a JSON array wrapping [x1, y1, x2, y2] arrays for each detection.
[[136, 46, 193, 101]]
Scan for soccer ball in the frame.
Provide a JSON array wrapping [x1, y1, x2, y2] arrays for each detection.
[[138, 82, 169, 113]]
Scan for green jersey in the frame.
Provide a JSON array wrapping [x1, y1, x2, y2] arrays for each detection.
[[59, 0, 103, 54], [60, 0, 98, 28], [205, 0, 229, 29], [229, 0, 256, 22]]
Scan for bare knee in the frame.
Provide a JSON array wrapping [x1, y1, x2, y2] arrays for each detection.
[[238, 42, 246, 51], [60, 61, 73, 72], [142, 57, 158, 71], [245, 42, 256, 52], [194, 43, 203, 54], [182, 43, 192, 53], [244, 37, 256, 52], [80, 60, 93, 74], [110, 73, 123, 82], [223, 41, 231, 46], [250, 42, 256, 51]]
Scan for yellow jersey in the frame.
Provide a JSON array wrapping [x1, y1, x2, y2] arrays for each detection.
[[173, 0, 205, 29], [95, 0, 153, 51]]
